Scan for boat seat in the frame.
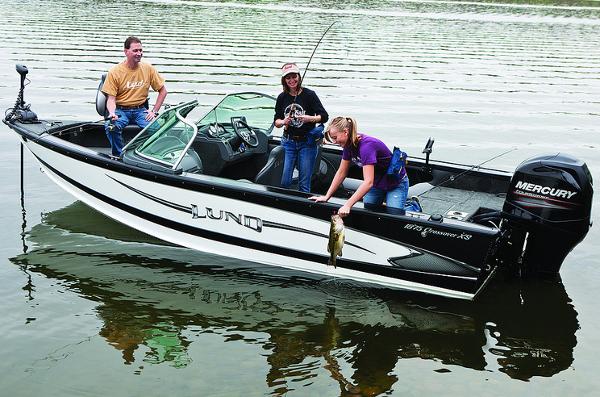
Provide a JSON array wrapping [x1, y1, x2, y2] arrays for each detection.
[[312, 143, 323, 175], [409, 182, 434, 197], [95, 73, 149, 118], [341, 178, 362, 192], [254, 144, 324, 189], [96, 74, 109, 118], [179, 149, 204, 174], [254, 145, 285, 187]]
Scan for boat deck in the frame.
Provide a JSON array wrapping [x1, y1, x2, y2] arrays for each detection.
[[418, 186, 506, 220], [91, 145, 505, 221]]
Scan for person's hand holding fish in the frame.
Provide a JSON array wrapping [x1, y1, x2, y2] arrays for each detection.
[[337, 203, 352, 217], [308, 194, 351, 217]]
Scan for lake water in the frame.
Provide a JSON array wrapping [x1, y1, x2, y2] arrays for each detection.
[[1, 0, 599, 395]]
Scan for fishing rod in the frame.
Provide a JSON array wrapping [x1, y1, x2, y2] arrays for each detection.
[[288, 21, 336, 124], [416, 147, 518, 198], [300, 21, 336, 84]]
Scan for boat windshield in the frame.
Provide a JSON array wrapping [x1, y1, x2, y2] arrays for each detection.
[[197, 92, 276, 134], [123, 100, 199, 169]]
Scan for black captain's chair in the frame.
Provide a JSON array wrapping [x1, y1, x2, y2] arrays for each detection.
[[254, 145, 285, 187], [253, 144, 327, 190], [95, 74, 109, 118]]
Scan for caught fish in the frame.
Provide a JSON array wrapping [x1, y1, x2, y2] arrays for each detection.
[[327, 214, 345, 268]]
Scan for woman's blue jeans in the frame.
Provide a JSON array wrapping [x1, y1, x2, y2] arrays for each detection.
[[363, 176, 421, 213], [104, 108, 149, 156], [280, 137, 318, 193]]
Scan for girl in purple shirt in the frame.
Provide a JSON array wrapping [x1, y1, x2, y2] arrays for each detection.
[[309, 116, 421, 216]]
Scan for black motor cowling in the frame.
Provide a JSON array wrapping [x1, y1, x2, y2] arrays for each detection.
[[501, 153, 593, 275]]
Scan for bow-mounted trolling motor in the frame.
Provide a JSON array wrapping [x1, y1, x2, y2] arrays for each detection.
[[3, 64, 38, 124], [500, 153, 593, 276]]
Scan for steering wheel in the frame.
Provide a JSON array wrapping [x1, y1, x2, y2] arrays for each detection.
[[231, 117, 259, 148]]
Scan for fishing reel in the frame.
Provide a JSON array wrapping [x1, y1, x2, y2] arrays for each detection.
[[284, 103, 305, 128], [106, 119, 116, 132], [4, 64, 38, 123]]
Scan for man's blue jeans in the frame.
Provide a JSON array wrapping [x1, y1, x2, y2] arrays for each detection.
[[105, 108, 149, 156], [363, 176, 422, 213], [280, 137, 318, 193]]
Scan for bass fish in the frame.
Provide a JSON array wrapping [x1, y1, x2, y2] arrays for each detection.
[[327, 214, 345, 268]]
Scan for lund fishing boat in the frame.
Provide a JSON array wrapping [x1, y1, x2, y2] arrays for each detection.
[[3, 65, 593, 300]]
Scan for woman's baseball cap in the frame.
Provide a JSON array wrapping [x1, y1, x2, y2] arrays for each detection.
[[281, 62, 300, 77]]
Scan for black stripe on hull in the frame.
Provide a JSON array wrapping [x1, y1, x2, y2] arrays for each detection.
[[107, 174, 375, 255], [33, 151, 481, 295]]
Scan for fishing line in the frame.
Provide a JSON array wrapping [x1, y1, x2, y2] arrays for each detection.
[[416, 147, 518, 198]]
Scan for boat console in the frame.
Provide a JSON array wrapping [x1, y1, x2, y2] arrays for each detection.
[[194, 119, 269, 176], [190, 92, 277, 178], [119, 93, 275, 178]]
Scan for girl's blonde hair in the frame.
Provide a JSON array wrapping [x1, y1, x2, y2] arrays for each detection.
[[326, 116, 359, 148]]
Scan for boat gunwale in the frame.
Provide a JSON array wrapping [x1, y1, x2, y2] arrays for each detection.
[[8, 120, 503, 237]]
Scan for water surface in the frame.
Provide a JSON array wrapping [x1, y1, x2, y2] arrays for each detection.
[[1, 0, 599, 395]]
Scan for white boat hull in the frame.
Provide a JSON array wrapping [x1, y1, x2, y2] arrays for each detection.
[[26, 137, 476, 300]]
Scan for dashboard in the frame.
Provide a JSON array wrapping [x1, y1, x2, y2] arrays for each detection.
[[194, 121, 269, 176]]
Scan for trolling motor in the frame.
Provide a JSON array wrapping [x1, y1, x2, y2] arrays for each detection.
[[3, 64, 38, 123]]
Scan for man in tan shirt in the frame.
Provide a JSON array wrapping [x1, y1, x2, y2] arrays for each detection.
[[102, 36, 168, 156]]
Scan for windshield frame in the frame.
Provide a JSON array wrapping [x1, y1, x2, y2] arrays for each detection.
[[121, 100, 198, 154], [122, 100, 199, 171]]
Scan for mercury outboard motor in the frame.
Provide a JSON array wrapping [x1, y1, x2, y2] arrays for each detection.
[[501, 153, 593, 275]]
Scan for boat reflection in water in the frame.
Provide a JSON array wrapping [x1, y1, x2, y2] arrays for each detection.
[[12, 202, 578, 392]]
